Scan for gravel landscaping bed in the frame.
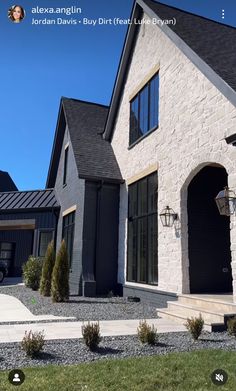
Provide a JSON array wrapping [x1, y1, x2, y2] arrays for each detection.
[[0, 332, 236, 370], [0, 285, 157, 321]]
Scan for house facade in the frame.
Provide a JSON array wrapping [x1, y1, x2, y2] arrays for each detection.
[[0, 189, 59, 276], [46, 99, 122, 296], [103, 0, 236, 305], [1, 0, 236, 307]]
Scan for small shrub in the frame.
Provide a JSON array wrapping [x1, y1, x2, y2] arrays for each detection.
[[137, 320, 157, 345], [21, 330, 45, 357], [185, 314, 204, 340], [51, 240, 69, 302], [227, 317, 236, 337], [22, 256, 43, 290], [39, 241, 55, 297], [82, 322, 101, 350]]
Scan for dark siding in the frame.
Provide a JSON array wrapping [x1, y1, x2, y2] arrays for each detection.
[[54, 127, 85, 296], [96, 183, 120, 294], [82, 181, 120, 296], [123, 285, 177, 308], [82, 182, 97, 295], [0, 211, 57, 275], [0, 211, 56, 228], [0, 230, 34, 276]]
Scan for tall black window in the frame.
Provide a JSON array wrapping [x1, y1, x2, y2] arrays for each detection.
[[127, 172, 158, 285], [38, 231, 53, 257], [63, 146, 69, 185], [130, 73, 159, 145], [62, 211, 75, 268], [0, 242, 15, 270]]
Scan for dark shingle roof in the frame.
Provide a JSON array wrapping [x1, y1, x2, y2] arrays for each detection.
[[0, 189, 59, 211], [47, 98, 123, 187], [63, 98, 123, 182], [143, 0, 236, 92], [0, 171, 18, 192]]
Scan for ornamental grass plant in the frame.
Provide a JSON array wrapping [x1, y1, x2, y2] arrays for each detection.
[[185, 314, 204, 340], [82, 322, 101, 351], [21, 330, 45, 358]]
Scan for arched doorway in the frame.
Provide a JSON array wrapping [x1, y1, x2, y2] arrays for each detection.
[[188, 165, 232, 293]]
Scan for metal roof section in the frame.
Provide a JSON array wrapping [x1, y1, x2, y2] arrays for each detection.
[[0, 189, 59, 212]]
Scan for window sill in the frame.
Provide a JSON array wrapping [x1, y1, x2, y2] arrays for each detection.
[[126, 280, 158, 288], [128, 126, 158, 150]]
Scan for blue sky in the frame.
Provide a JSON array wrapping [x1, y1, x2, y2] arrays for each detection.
[[0, 0, 235, 190]]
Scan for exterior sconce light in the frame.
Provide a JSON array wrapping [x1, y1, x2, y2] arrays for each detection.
[[159, 206, 178, 227], [215, 186, 236, 216]]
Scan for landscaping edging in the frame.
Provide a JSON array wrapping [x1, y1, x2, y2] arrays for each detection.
[[0, 332, 236, 370]]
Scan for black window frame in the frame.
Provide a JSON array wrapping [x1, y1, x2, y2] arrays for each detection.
[[0, 242, 15, 271], [0, 242, 15, 261], [129, 73, 159, 146], [38, 230, 54, 257], [127, 172, 158, 285], [63, 146, 69, 186], [62, 211, 75, 269]]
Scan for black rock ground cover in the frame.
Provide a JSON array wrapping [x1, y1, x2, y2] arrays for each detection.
[[0, 285, 157, 321], [0, 332, 236, 370]]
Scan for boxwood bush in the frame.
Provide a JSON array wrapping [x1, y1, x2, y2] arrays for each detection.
[[22, 256, 43, 290], [137, 320, 157, 345], [227, 317, 236, 337]]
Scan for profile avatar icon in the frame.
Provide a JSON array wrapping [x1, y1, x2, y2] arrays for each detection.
[[8, 369, 25, 385], [13, 373, 20, 382], [8, 5, 25, 23]]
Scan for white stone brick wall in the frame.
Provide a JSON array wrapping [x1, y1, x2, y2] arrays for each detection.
[[111, 14, 236, 297]]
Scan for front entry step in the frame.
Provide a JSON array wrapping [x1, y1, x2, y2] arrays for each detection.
[[157, 294, 236, 332]]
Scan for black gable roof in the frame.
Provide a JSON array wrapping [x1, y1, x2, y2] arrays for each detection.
[[63, 98, 123, 182], [0, 171, 18, 192], [143, 0, 236, 92], [46, 98, 123, 187], [0, 189, 59, 212]]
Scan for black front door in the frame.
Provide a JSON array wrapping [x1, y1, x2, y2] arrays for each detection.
[[188, 166, 232, 293]]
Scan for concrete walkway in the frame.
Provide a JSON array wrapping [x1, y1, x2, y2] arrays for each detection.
[[0, 293, 186, 343], [0, 294, 75, 323], [0, 318, 186, 343]]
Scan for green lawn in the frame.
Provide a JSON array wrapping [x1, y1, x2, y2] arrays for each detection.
[[0, 350, 236, 391]]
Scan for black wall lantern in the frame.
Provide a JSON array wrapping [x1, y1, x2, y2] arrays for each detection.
[[215, 186, 236, 216], [160, 206, 178, 227]]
